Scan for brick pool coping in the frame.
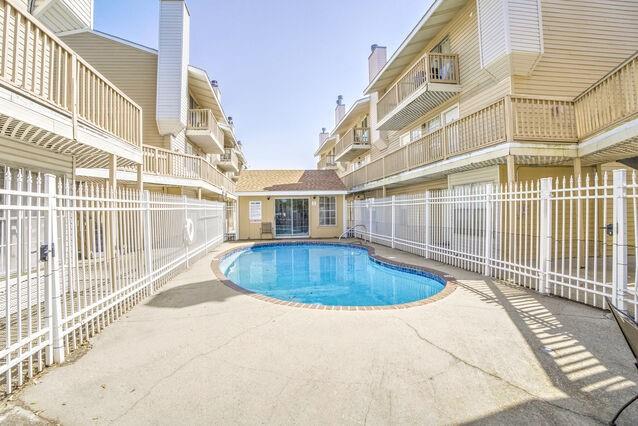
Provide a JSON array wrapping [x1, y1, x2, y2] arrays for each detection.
[[210, 240, 457, 311]]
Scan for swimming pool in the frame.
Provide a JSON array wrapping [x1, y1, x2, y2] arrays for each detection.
[[219, 243, 446, 307]]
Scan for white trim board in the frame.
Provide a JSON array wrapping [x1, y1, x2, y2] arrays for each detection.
[[237, 190, 348, 196]]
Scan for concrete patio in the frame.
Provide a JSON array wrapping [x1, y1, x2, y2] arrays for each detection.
[[2, 241, 638, 425]]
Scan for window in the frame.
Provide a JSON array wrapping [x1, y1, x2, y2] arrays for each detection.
[[425, 116, 441, 133], [400, 132, 411, 146], [319, 196, 336, 226], [431, 36, 451, 54], [410, 127, 422, 142], [249, 201, 262, 222], [443, 105, 459, 124]]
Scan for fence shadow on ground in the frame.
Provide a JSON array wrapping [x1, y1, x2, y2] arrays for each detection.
[[454, 276, 638, 423], [145, 280, 240, 309]]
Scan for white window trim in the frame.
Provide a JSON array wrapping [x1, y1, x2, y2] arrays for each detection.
[[318, 196, 337, 227]]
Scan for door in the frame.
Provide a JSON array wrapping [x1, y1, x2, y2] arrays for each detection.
[[275, 198, 309, 237]]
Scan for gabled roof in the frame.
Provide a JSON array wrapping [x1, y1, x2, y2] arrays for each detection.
[[364, 0, 467, 95], [237, 170, 346, 193]]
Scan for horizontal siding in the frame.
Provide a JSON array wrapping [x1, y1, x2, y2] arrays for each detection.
[[362, 2, 511, 168], [477, 0, 506, 67], [513, 0, 638, 97], [61, 31, 166, 149], [508, 0, 542, 52], [386, 179, 448, 195]]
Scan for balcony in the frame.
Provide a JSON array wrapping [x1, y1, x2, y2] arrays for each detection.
[[342, 95, 583, 190], [377, 53, 461, 131], [186, 109, 224, 155], [317, 155, 337, 170], [142, 145, 236, 195], [0, 2, 143, 167], [334, 128, 371, 163], [218, 148, 240, 173]]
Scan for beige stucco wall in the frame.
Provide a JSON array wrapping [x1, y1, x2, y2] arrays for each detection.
[[238, 194, 345, 240]]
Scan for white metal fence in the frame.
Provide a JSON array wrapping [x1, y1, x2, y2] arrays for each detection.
[[0, 166, 226, 394], [348, 169, 638, 316]]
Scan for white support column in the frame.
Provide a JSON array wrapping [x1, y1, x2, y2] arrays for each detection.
[[612, 169, 627, 310], [483, 184, 493, 276], [44, 174, 65, 365], [142, 190, 153, 286], [391, 195, 396, 248], [424, 191, 431, 259], [539, 178, 553, 294]]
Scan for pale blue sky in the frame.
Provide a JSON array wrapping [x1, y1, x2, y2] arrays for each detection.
[[94, 0, 430, 169]]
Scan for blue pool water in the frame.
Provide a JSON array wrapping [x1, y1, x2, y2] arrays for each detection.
[[219, 244, 445, 306]]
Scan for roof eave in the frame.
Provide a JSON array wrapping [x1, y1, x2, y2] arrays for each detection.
[[363, 0, 464, 95]]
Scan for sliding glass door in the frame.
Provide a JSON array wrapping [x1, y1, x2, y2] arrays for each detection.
[[275, 198, 309, 237]]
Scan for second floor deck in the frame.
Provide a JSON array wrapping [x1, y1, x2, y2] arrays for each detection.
[[142, 145, 236, 195], [343, 52, 638, 191], [0, 0, 143, 167]]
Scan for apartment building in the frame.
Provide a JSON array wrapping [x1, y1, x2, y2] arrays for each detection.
[[0, 0, 143, 178], [26, 0, 246, 203], [318, 0, 638, 197]]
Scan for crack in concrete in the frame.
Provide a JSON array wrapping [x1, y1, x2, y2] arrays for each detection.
[[109, 312, 289, 424], [363, 364, 386, 425], [392, 316, 605, 424]]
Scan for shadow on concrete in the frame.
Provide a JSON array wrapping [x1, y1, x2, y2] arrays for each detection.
[[452, 276, 638, 424], [145, 280, 239, 309]]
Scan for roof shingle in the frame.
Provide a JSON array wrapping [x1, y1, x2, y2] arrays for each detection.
[[236, 170, 346, 192]]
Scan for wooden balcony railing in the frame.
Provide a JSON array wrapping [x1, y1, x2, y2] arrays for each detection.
[[574, 52, 638, 139], [0, 0, 142, 148], [377, 53, 459, 121], [342, 95, 594, 190], [220, 148, 239, 169], [317, 155, 336, 169], [142, 145, 236, 194], [187, 108, 224, 143], [334, 127, 370, 159]]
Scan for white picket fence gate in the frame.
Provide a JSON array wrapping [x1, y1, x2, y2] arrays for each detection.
[[348, 169, 638, 317], [0, 166, 226, 394]]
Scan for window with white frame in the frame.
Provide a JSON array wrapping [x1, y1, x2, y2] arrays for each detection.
[[319, 196, 336, 226], [249, 201, 262, 222], [400, 132, 411, 146]]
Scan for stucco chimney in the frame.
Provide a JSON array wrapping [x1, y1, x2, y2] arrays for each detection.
[[318, 127, 328, 147], [368, 44, 387, 83], [156, 0, 190, 136], [335, 96, 345, 126]]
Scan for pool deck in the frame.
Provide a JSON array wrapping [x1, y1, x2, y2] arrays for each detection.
[[3, 240, 638, 425]]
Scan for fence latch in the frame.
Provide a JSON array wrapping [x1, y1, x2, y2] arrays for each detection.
[[602, 223, 614, 236], [40, 243, 55, 262]]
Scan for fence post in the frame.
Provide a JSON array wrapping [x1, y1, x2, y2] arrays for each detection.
[[391, 195, 396, 248], [44, 174, 65, 365], [368, 200, 373, 243], [612, 169, 627, 310], [424, 191, 431, 259], [142, 190, 153, 286], [483, 184, 493, 276], [539, 178, 553, 294], [183, 195, 190, 268]]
